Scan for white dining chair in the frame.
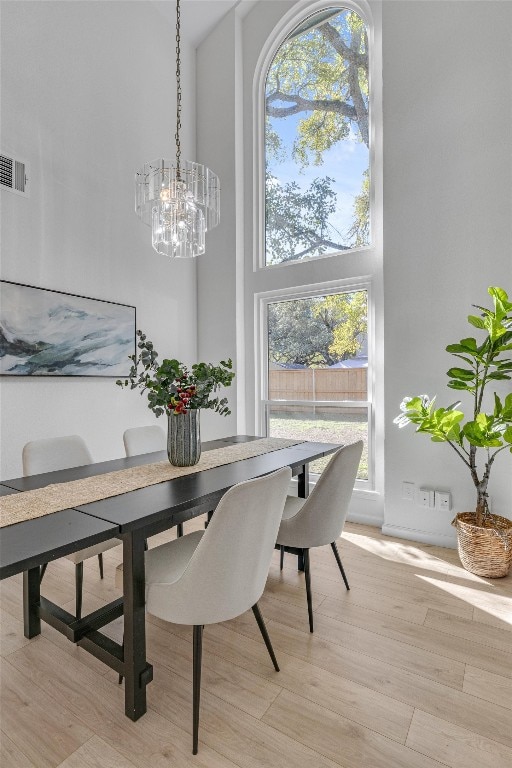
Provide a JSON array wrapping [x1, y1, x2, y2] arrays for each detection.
[[22, 435, 120, 619], [116, 465, 291, 754], [123, 425, 166, 457], [276, 440, 363, 633], [122, 424, 187, 537]]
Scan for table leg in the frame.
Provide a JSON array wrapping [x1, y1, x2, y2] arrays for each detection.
[[297, 463, 310, 572], [297, 463, 310, 500], [122, 531, 149, 721], [23, 567, 41, 638]]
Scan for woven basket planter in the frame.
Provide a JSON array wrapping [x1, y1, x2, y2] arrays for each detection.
[[452, 512, 512, 578]]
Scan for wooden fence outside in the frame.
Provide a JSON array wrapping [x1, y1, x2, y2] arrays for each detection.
[[268, 368, 367, 414]]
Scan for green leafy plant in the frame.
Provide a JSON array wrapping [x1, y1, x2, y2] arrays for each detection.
[[394, 287, 512, 527], [117, 330, 235, 417]]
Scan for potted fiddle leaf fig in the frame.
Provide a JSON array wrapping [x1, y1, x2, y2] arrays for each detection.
[[394, 286, 512, 577], [117, 330, 235, 467]]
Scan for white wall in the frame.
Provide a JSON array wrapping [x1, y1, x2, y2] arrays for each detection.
[[0, 0, 198, 479], [195, 8, 241, 440], [383, 0, 512, 544], [196, 0, 512, 545]]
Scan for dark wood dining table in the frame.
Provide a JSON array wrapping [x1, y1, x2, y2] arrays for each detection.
[[0, 435, 339, 721]]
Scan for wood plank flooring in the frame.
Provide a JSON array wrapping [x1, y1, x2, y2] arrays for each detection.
[[1, 520, 511, 768]]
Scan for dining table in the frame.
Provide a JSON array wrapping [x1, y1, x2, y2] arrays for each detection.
[[0, 435, 339, 721]]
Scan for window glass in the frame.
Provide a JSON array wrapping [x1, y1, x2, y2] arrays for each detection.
[[266, 290, 368, 479], [265, 7, 370, 266]]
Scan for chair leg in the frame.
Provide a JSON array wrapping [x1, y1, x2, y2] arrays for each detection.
[[252, 603, 279, 672], [280, 545, 284, 571], [331, 541, 350, 590], [119, 638, 124, 684], [303, 548, 314, 633], [192, 625, 203, 755], [39, 563, 48, 583], [177, 523, 184, 538], [98, 552, 104, 579], [75, 562, 84, 620]]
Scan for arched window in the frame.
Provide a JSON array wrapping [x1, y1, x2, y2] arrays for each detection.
[[264, 6, 370, 266], [251, 0, 381, 496]]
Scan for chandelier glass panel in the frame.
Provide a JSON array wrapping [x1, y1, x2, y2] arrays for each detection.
[[135, 0, 220, 258]]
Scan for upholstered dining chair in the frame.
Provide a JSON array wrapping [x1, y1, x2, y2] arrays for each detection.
[[122, 424, 187, 537], [276, 440, 363, 633], [22, 435, 120, 619], [116, 466, 291, 754], [123, 425, 166, 457]]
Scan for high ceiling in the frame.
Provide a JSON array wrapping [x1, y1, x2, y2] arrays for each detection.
[[152, 0, 258, 47]]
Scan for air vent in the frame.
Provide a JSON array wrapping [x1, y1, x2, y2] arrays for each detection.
[[1, 154, 29, 196]]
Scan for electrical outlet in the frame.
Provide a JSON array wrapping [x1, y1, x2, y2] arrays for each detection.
[[416, 488, 434, 508], [435, 491, 452, 511], [402, 482, 415, 501]]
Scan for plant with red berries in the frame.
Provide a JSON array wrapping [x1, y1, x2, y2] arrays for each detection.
[[117, 330, 234, 417]]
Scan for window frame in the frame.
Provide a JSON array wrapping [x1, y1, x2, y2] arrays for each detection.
[[255, 277, 375, 490], [248, 0, 382, 505], [254, 0, 376, 273]]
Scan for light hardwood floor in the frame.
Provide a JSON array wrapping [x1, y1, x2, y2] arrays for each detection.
[[1, 520, 511, 768]]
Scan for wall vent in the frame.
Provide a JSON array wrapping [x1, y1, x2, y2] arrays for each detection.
[[1, 154, 29, 196]]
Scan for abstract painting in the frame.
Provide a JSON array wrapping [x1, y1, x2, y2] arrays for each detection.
[[0, 281, 136, 377]]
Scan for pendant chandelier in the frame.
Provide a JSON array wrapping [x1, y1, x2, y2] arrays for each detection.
[[135, 0, 220, 258]]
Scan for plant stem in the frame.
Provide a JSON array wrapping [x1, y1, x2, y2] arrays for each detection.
[[446, 439, 472, 469]]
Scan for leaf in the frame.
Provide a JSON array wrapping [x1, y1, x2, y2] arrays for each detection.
[[488, 286, 511, 309], [446, 338, 478, 355], [502, 392, 512, 418], [447, 380, 473, 390], [467, 315, 486, 329], [446, 344, 471, 355], [463, 420, 503, 448], [446, 367, 474, 380]]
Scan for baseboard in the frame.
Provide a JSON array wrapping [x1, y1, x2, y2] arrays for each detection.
[[381, 523, 457, 549], [347, 510, 383, 527]]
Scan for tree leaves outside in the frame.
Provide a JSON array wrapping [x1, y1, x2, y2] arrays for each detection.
[[268, 291, 367, 368], [265, 8, 370, 264]]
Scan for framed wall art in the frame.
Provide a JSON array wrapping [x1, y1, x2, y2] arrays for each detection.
[[0, 280, 136, 377]]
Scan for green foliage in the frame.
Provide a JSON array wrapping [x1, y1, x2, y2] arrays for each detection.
[[265, 173, 343, 262], [346, 170, 370, 247], [269, 299, 335, 367], [294, 111, 349, 168], [394, 287, 512, 523], [266, 9, 369, 164], [264, 8, 370, 261], [315, 291, 367, 361], [268, 292, 367, 367], [117, 330, 235, 418]]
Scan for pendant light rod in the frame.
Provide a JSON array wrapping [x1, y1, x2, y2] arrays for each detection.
[[175, 0, 182, 176]]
